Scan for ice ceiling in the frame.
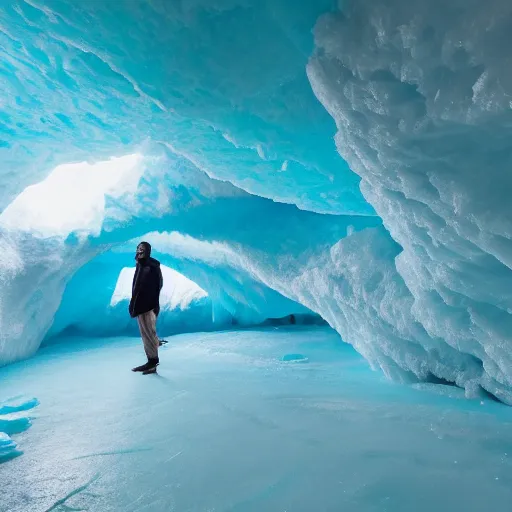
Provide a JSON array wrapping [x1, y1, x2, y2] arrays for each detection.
[[1, 0, 512, 403]]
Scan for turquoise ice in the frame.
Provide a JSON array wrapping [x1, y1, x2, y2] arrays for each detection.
[[1, 0, 511, 401], [1, 0, 512, 508], [2, 328, 512, 511]]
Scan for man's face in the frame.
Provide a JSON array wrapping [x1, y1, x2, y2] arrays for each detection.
[[135, 244, 147, 261]]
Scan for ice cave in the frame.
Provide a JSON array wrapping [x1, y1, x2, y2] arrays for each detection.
[[2, 0, 512, 510]]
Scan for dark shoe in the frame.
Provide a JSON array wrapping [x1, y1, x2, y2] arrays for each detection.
[[142, 358, 159, 375], [132, 361, 150, 372]]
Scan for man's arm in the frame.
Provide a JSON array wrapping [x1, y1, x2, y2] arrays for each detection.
[[129, 264, 143, 318], [153, 266, 163, 317], [132, 264, 141, 297]]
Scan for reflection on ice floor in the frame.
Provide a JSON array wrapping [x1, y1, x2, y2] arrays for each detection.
[[1, 326, 512, 512]]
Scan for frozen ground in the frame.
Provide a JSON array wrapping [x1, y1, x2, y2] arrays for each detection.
[[1, 326, 512, 512]]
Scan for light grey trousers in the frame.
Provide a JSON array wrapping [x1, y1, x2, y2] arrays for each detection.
[[137, 310, 159, 360]]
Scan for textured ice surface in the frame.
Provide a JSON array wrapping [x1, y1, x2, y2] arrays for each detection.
[[306, 0, 512, 401], [0, 151, 376, 363], [1, 0, 512, 403], [281, 353, 309, 363], [0, 396, 38, 463], [1, 328, 512, 511], [0, 433, 18, 461], [0, 0, 366, 215]]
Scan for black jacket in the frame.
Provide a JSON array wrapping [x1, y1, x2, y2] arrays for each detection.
[[129, 257, 163, 318]]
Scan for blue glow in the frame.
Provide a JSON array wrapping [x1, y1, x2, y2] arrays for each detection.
[[1, 5, 512, 506], [1, 0, 512, 402]]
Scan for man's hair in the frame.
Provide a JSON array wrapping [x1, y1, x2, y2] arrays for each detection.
[[138, 241, 152, 256]]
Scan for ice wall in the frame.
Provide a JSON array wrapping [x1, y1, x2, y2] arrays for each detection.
[[1, 142, 362, 363], [45, 250, 316, 341], [0, 147, 240, 363], [0, 0, 370, 215], [45, 260, 217, 341], [307, 0, 512, 401], [1, 0, 512, 402]]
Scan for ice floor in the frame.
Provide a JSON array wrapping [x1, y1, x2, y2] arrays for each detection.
[[1, 327, 512, 512]]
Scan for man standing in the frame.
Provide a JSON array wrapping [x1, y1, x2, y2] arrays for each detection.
[[129, 241, 163, 374]]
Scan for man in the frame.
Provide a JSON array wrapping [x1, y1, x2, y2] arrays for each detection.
[[129, 241, 163, 375]]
